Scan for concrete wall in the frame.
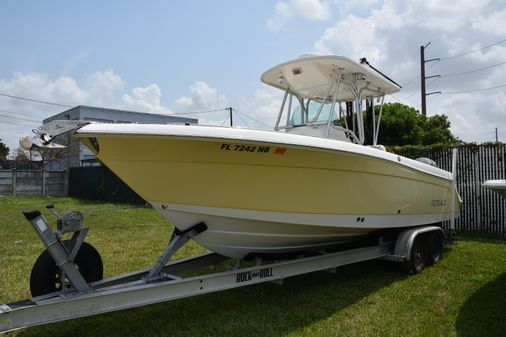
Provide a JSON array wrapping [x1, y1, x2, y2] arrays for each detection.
[[0, 170, 68, 196]]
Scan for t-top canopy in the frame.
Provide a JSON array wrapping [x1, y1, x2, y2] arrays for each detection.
[[261, 54, 400, 101]]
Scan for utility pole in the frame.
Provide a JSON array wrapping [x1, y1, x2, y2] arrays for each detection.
[[228, 107, 233, 127], [420, 45, 426, 116], [64, 113, 70, 170], [496, 127, 498, 142], [420, 42, 440, 116]]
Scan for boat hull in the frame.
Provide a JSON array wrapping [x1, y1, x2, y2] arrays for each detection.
[[77, 125, 457, 258], [483, 180, 506, 198], [151, 202, 451, 258]]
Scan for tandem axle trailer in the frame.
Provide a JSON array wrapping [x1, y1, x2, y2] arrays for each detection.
[[0, 206, 446, 333]]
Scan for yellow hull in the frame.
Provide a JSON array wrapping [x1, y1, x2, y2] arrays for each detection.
[[78, 129, 456, 258]]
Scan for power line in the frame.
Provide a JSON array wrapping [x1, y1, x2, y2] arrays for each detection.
[[415, 92, 441, 110], [440, 38, 506, 61], [388, 94, 403, 103], [400, 62, 438, 106], [427, 93, 441, 103], [171, 108, 227, 115], [401, 40, 506, 107], [233, 111, 251, 127], [442, 84, 506, 95], [0, 118, 39, 127], [0, 92, 231, 118], [441, 60, 506, 77], [0, 108, 45, 120], [0, 91, 231, 117], [0, 92, 72, 108], [401, 74, 420, 88], [402, 90, 422, 101], [232, 109, 272, 128], [0, 113, 40, 123], [399, 64, 440, 102], [220, 115, 230, 126], [401, 60, 439, 88], [425, 76, 441, 88], [388, 94, 415, 105]]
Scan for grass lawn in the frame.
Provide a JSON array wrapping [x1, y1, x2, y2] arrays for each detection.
[[1, 196, 506, 337]]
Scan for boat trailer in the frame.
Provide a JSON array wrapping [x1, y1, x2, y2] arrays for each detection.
[[0, 206, 445, 333]]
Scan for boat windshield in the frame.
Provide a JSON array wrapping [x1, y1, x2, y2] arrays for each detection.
[[290, 100, 337, 126]]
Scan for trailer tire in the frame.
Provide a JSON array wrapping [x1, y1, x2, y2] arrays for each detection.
[[426, 232, 443, 266], [30, 241, 103, 297], [402, 236, 426, 275]]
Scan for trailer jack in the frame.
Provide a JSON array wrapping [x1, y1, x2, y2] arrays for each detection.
[[23, 207, 95, 295]]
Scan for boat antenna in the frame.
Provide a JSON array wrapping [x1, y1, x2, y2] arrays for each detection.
[[359, 58, 401, 88]]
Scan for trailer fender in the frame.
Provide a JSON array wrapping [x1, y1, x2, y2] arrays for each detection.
[[393, 226, 444, 261]]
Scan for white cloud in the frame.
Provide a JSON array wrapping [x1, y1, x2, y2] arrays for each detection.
[[176, 81, 227, 110], [315, 14, 385, 63], [174, 81, 228, 124], [236, 86, 281, 130], [472, 9, 506, 36], [0, 70, 127, 152], [0, 69, 125, 111], [175, 82, 278, 129], [414, 0, 489, 32], [0, 73, 81, 107], [310, 0, 506, 143], [0, 72, 232, 155], [314, 0, 494, 63], [267, 0, 330, 31], [267, 2, 292, 32], [437, 92, 495, 141], [293, 0, 330, 21], [188, 81, 227, 109], [122, 84, 172, 114], [340, 0, 379, 8], [175, 96, 193, 108], [86, 70, 125, 106]]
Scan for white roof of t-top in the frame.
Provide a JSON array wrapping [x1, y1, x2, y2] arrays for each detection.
[[261, 54, 400, 101]]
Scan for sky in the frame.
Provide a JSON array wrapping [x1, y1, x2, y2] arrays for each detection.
[[1, 0, 505, 153]]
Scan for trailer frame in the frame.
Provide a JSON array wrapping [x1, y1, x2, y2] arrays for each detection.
[[0, 208, 445, 334]]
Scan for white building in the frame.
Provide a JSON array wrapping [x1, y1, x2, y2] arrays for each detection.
[[43, 105, 198, 169]]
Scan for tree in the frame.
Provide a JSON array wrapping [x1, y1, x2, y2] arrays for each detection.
[[12, 146, 31, 161], [0, 139, 9, 161], [33, 147, 66, 169], [373, 103, 423, 146], [366, 103, 457, 146], [422, 114, 455, 145], [11, 145, 65, 169]]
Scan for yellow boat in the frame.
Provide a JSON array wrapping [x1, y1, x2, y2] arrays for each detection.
[[71, 55, 459, 258]]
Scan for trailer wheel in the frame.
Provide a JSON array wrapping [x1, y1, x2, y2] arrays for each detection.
[[30, 241, 103, 297], [426, 232, 443, 266], [402, 236, 426, 275]]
